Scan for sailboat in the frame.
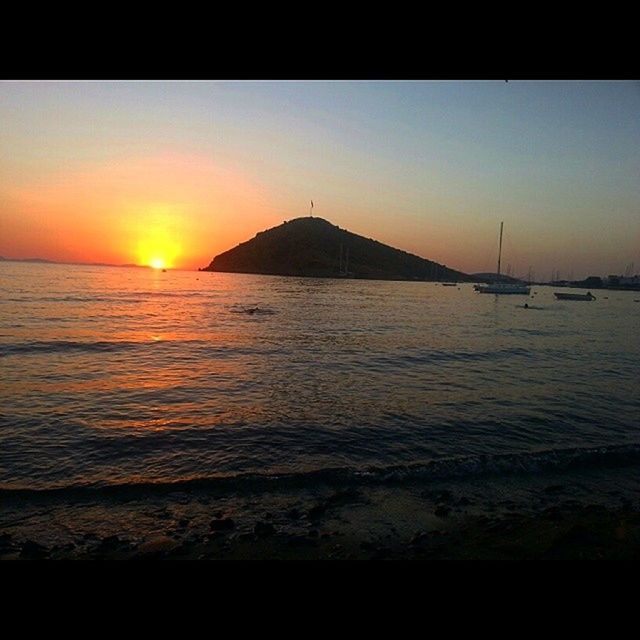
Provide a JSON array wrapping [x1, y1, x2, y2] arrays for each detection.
[[338, 242, 352, 278], [477, 222, 530, 295]]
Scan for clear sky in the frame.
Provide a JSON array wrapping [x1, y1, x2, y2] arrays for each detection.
[[1, 80, 638, 278]]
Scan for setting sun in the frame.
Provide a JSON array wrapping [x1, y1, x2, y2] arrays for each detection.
[[133, 205, 184, 269]]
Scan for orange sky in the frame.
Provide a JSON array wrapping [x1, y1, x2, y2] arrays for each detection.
[[1, 150, 506, 273], [1, 81, 638, 278], [0, 153, 284, 270], [1, 147, 636, 278]]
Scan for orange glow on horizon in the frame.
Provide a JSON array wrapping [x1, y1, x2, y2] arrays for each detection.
[[0, 150, 541, 275], [0, 152, 275, 270]]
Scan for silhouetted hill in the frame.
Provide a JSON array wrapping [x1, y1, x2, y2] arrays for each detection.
[[202, 217, 473, 281]]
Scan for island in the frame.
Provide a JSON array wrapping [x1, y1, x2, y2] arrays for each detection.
[[200, 216, 473, 282]]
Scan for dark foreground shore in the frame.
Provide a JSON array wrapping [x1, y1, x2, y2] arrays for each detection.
[[2, 466, 639, 560]]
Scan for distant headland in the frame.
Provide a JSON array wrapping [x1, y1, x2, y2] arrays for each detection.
[[200, 216, 473, 282], [0, 256, 147, 269]]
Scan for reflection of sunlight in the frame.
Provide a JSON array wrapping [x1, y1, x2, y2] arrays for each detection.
[[31, 323, 248, 431]]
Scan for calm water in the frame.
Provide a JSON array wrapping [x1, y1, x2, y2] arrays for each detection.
[[1, 262, 639, 493]]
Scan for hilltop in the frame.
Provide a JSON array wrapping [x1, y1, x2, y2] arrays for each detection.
[[201, 217, 472, 282]]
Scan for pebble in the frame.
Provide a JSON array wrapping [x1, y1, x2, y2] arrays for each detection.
[[0, 533, 14, 553], [210, 518, 235, 531], [543, 506, 564, 521], [410, 532, 429, 546], [308, 505, 326, 519], [20, 540, 49, 559], [326, 489, 362, 506], [287, 535, 316, 548], [543, 485, 564, 494], [371, 547, 392, 560], [97, 535, 126, 551], [137, 536, 178, 555], [254, 522, 276, 538]]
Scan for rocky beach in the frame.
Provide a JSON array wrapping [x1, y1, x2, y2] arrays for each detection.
[[3, 463, 639, 561]]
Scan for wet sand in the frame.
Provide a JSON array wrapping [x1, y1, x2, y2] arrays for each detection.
[[2, 466, 640, 560]]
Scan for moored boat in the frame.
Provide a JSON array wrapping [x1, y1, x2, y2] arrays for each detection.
[[554, 291, 596, 301], [476, 222, 530, 295], [479, 282, 531, 294]]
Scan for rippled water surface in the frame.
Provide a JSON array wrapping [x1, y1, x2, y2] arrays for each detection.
[[1, 262, 639, 492]]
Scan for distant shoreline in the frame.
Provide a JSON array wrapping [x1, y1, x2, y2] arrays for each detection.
[[0, 257, 148, 269], [3, 259, 638, 291], [199, 269, 640, 291], [199, 267, 480, 283]]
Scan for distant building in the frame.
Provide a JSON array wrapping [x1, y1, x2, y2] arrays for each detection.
[[605, 274, 640, 289]]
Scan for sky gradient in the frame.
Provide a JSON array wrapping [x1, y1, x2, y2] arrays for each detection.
[[1, 80, 638, 279]]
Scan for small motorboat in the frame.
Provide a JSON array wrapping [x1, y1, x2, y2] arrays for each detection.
[[554, 291, 596, 301]]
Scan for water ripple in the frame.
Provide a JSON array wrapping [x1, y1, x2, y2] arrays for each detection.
[[1, 262, 638, 493]]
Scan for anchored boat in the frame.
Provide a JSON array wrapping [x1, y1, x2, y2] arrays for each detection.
[[476, 222, 530, 295], [554, 291, 596, 301]]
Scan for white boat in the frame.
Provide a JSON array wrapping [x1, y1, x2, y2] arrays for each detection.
[[476, 222, 530, 295], [479, 282, 531, 294], [554, 291, 596, 301]]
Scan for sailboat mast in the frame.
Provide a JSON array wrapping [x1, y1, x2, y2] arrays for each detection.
[[497, 221, 504, 281]]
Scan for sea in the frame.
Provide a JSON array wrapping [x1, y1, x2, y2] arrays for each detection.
[[1, 261, 639, 545]]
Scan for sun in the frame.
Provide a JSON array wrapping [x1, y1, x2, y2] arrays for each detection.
[[132, 204, 183, 269]]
